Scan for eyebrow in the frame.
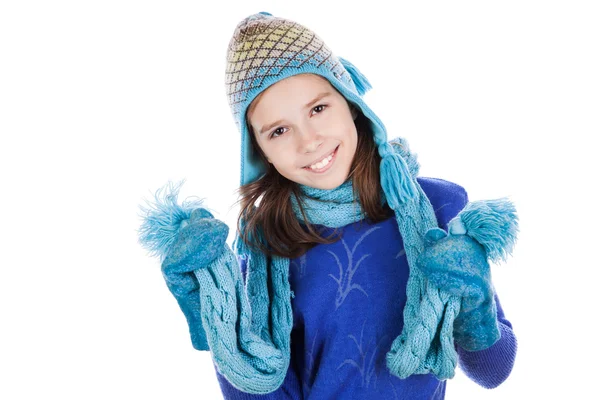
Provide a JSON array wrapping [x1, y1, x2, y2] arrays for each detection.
[[258, 91, 332, 135]]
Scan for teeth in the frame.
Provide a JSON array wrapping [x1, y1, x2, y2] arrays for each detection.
[[309, 152, 334, 170]]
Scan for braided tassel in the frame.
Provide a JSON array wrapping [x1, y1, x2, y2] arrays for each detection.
[[379, 143, 418, 208]]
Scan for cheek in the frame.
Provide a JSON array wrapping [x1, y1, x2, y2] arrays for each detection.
[[345, 125, 358, 145], [259, 141, 277, 160], [265, 147, 294, 168], [347, 129, 359, 159]]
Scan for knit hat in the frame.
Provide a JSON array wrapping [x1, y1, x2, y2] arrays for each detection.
[[225, 11, 417, 207]]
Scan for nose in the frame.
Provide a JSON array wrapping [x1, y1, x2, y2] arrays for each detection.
[[298, 124, 323, 153]]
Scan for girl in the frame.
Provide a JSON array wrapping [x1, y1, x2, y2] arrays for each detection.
[[138, 11, 518, 399]]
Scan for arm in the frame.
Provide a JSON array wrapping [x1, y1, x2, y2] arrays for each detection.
[[456, 293, 518, 389]]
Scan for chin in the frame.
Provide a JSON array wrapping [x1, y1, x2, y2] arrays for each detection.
[[303, 174, 349, 190]]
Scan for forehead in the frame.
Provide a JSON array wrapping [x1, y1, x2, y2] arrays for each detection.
[[248, 74, 334, 116]]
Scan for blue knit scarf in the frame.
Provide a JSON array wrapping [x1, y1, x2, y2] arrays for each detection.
[[188, 141, 462, 394]]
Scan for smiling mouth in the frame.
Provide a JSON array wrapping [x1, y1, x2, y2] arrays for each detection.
[[303, 145, 339, 173]]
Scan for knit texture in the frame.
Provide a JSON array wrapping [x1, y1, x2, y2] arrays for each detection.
[[417, 231, 501, 351]]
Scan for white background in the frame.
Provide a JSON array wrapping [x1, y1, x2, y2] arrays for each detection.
[[1, 1, 598, 398]]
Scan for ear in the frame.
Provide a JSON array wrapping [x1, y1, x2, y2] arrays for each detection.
[[351, 106, 358, 120]]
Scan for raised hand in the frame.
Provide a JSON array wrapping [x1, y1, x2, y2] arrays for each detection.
[[417, 227, 500, 351], [415, 198, 518, 351], [137, 180, 230, 351]]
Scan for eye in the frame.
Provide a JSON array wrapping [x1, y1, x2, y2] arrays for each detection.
[[269, 127, 287, 139], [312, 104, 327, 115]]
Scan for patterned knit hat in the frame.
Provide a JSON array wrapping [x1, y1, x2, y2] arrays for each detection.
[[225, 11, 417, 207]]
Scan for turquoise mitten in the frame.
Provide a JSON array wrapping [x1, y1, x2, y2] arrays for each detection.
[[416, 198, 518, 352], [138, 181, 229, 350], [417, 228, 500, 351]]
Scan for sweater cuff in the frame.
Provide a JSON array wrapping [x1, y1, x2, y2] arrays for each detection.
[[457, 322, 518, 389]]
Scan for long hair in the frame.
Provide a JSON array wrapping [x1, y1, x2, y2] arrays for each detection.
[[235, 109, 394, 259]]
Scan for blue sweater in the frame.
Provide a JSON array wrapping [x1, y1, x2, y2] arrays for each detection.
[[214, 177, 518, 399]]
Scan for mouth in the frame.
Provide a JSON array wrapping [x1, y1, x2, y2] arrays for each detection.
[[302, 145, 339, 173]]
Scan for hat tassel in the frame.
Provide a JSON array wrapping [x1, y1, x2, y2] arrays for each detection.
[[379, 143, 418, 208]]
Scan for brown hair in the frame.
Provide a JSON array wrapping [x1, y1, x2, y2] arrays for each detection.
[[234, 108, 394, 259]]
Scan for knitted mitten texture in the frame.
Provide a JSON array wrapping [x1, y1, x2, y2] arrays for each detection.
[[417, 229, 500, 351], [416, 198, 518, 351]]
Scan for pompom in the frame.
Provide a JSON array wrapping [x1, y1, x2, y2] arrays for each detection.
[[457, 198, 519, 263], [136, 179, 211, 263]]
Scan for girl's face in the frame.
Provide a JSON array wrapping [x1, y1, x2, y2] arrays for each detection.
[[247, 74, 358, 190]]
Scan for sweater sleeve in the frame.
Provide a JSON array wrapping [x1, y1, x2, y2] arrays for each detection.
[[456, 293, 518, 388], [416, 176, 469, 232]]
